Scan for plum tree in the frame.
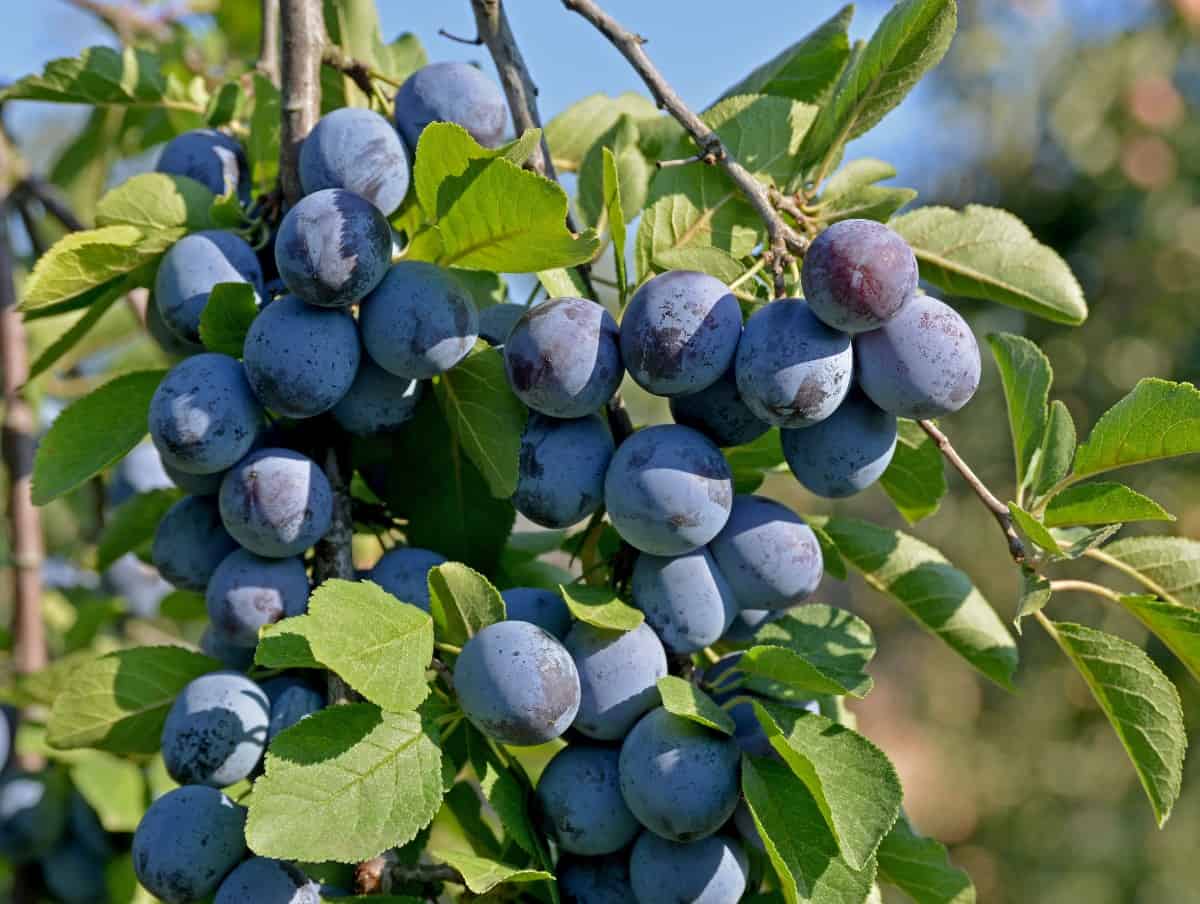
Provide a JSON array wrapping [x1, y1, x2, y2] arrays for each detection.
[[536, 744, 640, 855], [514, 413, 614, 528], [500, 587, 572, 638], [160, 671, 270, 786], [856, 294, 982, 418], [564, 621, 668, 741], [629, 832, 750, 904], [156, 128, 251, 204], [630, 548, 737, 654], [393, 61, 508, 149], [149, 353, 263, 475], [0, 772, 68, 861], [205, 549, 310, 648], [151, 495, 239, 591], [41, 842, 108, 904], [504, 297, 623, 418], [214, 856, 321, 904], [218, 448, 333, 557], [781, 388, 898, 497], [604, 425, 733, 556], [154, 230, 264, 343], [132, 786, 246, 904], [668, 365, 769, 448], [454, 620, 581, 745], [331, 359, 423, 436], [709, 495, 824, 610], [618, 708, 740, 842], [620, 270, 742, 396], [275, 188, 391, 307], [558, 854, 635, 904], [243, 295, 361, 418], [801, 219, 918, 333], [262, 676, 326, 740], [299, 107, 410, 215], [358, 262, 479, 379], [368, 546, 447, 610]]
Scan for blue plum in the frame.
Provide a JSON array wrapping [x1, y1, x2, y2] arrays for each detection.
[[631, 548, 737, 654], [781, 388, 897, 497], [243, 294, 361, 417], [201, 627, 256, 671], [300, 107, 411, 215], [132, 786, 246, 904], [151, 495, 238, 591], [603, 424, 733, 556], [669, 364, 769, 448], [206, 549, 310, 648], [558, 854, 635, 904], [359, 262, 478, 379], [146, 295, 206, 358], [262, 676, 325, 740], [163, 460, 225, 495], [161, 670, 270, 786], [514, 413, 614, 529], [500, 587, 571, 638], [618, 708, 740, 842], [41, 843, 108, 904], [331, 359, 423, 436], [219, 448, 333, 557], [455, 620, 581, 746], [149, 353, 263, 475], [368, 547, 447, 611], [154, 230, 264, 342], [565, 621, 667, 741], [215, 857, 320, 904], [0, 772, 68, 861], [709, 495, 823, 611], [630, 832, 749, 904], [855, 294, 981, 418], [620, 270, 742, 396], [735, 299, 852, 427], [802, 219, 918, 333], [504, 297, 623, 418], [478, 302, 526, 345], [536, 744, 640, 856], [275, 188, 391, 307], [156, 129, 250, 204], [393, 61, 507, 150]]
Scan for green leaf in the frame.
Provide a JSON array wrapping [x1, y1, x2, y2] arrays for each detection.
[[95, 173, 215, 233], [1, 45, 181, 107], [876, 815, 976, 904], [427, 563, 505, 648], [579, 115, 649, 232], [32, 370, 167, 505], [987, 334, 1052, 490], [890, 205, 1087, 325], [740, 644, 870, 699], [797, 0, 957, 176], [429, 849, 552, 894], [1046, 621, 1185, 826], [199, 282, 260, 357], [254, 622, 320, 670], [1007, 503, 1063, 556], [742, 755, 877, 904], [654, 246, 748, 285], [753, 606, 875, 696], [1013, 567, 1052, 634], [1096, 536, 1200, 607], [821, 517, 1018, 688], [717, 6, 853, 104], [22, 226, 168, 311], [26, 283, 125, 381], [1073, 378, 1200, 478], [247, 704, 443, 862], [467, 726, 541, 858], [204, 81, 241, 127], [656, 676, 734, 734], [811, 524, 847, 581], [602, 147, 630, 305], [822, 185, 917, 225], [879, 419, 946, 524], [248, 74, 281, 192], [434, 347, 527, 499], [442, 782, 503, 858], [159, 590, 207, 622], [822, 159, 898, 196], [1117, 594, 1200, 684], [96, 488, 180, 571], [1044, 482, 1173, 528], [46, 646, 219, 753], [536, 267, 590, 300], [724, 428, 787, 495], [70, 750, 147, 833], [412, 123, 536, 218], [544, 92, 660, 172], [559, 584, 644, 631], [755, 703, 902, 871], [1030, 400, 1077, 501]]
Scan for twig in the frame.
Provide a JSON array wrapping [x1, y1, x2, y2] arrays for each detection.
[[438, 27, 483, 46], [1049, 579, 1121, 603], [561, 0, 808, 296], [23, 179, 85, 232], [278, 0, 323, 207], [321, 45, 401, 99], [65, 0, 181, 42], [355, 854, 464, 895], [258, 0, 280, 86], [919, 419, 1026, 565], [657, 151, 715, 169]]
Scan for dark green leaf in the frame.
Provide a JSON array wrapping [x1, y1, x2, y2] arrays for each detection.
[[877, 815, 975, 904], [879, 419, 946, 524], [1030, 400, 1077, 501], [199, 282, 260, 357], [97, 488, 180, 571], [987, 333, 1052, 491], [1096, 536, 1200, 607], [753, 605, 875, 697], [1043, 482, 1173, 528], [1073, 378, 1200, 478], [603, 147, 630, 305], [656, 676, 734, 734], [1007, 503, 1063, 556]]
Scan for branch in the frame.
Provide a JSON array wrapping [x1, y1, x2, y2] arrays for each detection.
[[320, 45, 402, 102], [278, 0, 323, 206], [1049, 579, 1121, 603], [561, 0, 808, 296], [22, 179, 86, 232], [65, 0, 181, 42], [258, 0, 280, 86], [355, 853, 463, 896], [919, 419, 1026, 565]]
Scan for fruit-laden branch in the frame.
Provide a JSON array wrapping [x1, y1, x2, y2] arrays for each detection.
[[278, 0, 323, 207], [561, 0, 809, 295], [919, 419, 1027, 564]]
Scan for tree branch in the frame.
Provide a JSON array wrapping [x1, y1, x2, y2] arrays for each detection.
[[919, 419, 1026, 565], [22, 179, 86, 232], [258, 0, 281, 86], [561, 0, 808, 296], [355, 853, 464, 896], [64, 0, 182, 42], [278, 0, 323, 206]]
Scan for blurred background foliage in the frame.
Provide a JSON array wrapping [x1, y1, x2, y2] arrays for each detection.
[[0, 1, 1197, 902]]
